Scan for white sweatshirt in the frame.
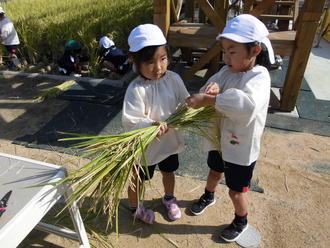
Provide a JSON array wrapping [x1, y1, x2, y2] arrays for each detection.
[[122, 70, 190, 165], [0, 17, 20, 46], [201, 65, 270, 166]]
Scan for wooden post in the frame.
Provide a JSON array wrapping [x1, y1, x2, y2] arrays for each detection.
[[186, 0, 195, 22], [154, 0, 171, 36], [280, 0, 326, 111], [210, 0, 227, 74]]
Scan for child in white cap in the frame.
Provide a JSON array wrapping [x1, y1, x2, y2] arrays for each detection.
[[98, 36, 129, 74], [122, 23, 189, 224], [186, 14, 275, 242], [0, 6, 20, 68]]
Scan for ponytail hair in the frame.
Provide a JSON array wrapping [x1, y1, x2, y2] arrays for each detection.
[[245, 42, 271, 70]]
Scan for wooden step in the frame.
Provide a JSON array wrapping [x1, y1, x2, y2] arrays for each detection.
[[168, 23, 296, 56], [168, 23, 218, 49], [260, 14, 294, 20], [268, 30, 296, 56]]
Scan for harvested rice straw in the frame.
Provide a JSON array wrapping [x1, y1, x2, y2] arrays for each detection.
[[53, 104, 221, 231], [35, 80, 77, 102]]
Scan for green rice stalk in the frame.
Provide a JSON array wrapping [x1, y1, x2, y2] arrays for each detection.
[[52, 104, 221, 231], [35, 80, 77, 102]]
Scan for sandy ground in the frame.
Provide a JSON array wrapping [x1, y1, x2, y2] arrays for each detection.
[[1, 74, 330, 248]]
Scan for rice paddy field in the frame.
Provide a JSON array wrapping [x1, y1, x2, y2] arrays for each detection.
[[0, 0, 153, 66]]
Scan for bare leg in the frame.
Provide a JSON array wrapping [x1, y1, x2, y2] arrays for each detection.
[[229, 189, 248, 216], [206, 169, 224, 192], [102, 60, 116, 71], [161, 171, 175, 196], [128, 174, 139, 207]]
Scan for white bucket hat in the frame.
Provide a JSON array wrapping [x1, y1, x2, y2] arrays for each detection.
[[0, 7, 5, 14], [128, 24, 167, 52], [99, 36, 115, 49], [217, 14, 275, 64]]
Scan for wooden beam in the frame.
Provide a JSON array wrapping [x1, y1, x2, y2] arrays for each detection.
[[196, 0, 226, 31], [183, 42, 221, 81], [175, 0, 184, 20], [250, 0, 276, 17], [280, 0, 326, 111], [170, 0, 178, 23], [154, 0, 171, 36]]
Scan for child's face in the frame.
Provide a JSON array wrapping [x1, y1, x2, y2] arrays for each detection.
[[220, 38, 256, 73], [139, 46, 168, 80]]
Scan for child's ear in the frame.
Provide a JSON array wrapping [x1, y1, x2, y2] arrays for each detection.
[[252, 45, 262, 57]]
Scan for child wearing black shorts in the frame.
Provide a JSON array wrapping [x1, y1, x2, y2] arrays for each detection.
[[186, 14, 274, 242]]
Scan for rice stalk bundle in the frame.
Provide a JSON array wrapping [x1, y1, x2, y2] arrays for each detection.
[[55, 104, 220, 230], [35, 80, 76, 102]]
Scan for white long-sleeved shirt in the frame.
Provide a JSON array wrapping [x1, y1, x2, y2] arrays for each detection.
[[0, 17, 20, 46], [201, 65, 270, 166], [122, 70, 190, 165]]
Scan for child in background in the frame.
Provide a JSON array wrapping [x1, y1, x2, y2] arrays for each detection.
[[122, 24, 189, 224], [0, 7, 20, 69], [58, 40, 87, 77], [186, 14, 274, 242], [98, 36, 129, 74]]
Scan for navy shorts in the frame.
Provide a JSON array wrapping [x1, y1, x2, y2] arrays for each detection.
[[5, 45, 17, 54], [138, 154, 179, 181], [207, 150, 256, 192]]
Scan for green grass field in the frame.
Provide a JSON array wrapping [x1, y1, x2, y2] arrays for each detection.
[[1, 0, 152, 65]]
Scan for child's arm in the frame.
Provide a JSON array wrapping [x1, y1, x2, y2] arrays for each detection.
[[185, 93, 216, 109]]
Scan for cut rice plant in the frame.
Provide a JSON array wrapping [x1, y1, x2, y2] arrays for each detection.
[[53, 104, 221, 232], [35, 80, 76, 102]]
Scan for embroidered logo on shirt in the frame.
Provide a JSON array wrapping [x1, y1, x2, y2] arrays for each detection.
[[230, 134, 240, 145]]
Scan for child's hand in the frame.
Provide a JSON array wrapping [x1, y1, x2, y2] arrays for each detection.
[[153, 121, 169, 137], [204, 82, 220, 95], [185, 93, 216, 109]]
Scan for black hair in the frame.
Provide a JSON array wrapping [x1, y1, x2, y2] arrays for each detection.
[[245, 42, 272, 70], [0, 13, 4, 18], [129, 45, 170, 73]]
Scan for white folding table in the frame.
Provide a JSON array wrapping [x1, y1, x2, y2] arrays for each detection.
[[0, 152, 90, 248]]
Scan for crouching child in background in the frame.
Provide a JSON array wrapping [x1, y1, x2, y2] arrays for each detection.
[[98, 36, 129, 75], [58, 40, 88, 77]]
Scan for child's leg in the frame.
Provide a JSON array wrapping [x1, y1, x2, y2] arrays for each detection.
[[220, 161, 256, 242], [206, 169, 224, 192], [158, 154, 181, 221], [229, 189, 248, 216], [128, 165, 156, 224], [161, 171, 175, 196], [127, 173, 139, 208], [191, 151, 224, 215]]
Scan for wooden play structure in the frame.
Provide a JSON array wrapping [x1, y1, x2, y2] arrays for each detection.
[[154, 0, 326, 111]]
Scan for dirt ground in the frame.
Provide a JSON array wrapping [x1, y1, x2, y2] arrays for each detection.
[[1, 74, 330, 248]]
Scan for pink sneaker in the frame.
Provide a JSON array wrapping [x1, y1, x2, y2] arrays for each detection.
[[132, 206, 155, 224], [162, 197, 182, 221]]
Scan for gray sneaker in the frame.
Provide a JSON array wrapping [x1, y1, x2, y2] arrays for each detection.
[[190, 194, 216, 215]]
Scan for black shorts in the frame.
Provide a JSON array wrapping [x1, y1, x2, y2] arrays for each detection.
[[5, 45, 17, 54], [207, 150, 256, 192], [138, 154, 179, 181]]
